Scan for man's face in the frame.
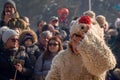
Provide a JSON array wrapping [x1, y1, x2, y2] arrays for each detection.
[[4, 3, 15, 17], [37, 22, 46, 32], [52, 20, 59, 27], [39, 36, 50, 47], [49, 20, 59, 27], [5, 35, 19, 49]]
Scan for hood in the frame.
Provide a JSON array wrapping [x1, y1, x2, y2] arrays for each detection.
[[19, 29, 38, 45]]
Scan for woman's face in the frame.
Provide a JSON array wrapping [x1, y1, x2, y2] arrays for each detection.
[[5, 35, 19, 49], [48, 40, 59, 53]]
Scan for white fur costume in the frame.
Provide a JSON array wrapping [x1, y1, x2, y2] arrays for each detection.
[[46, 16, 116, 80]]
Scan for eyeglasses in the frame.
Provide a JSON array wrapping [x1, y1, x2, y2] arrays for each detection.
[[10, 38, 18, 42], [48, 43, 59, 46]]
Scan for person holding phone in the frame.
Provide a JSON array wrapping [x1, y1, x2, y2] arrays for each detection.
[[0, 0, 19, 27]]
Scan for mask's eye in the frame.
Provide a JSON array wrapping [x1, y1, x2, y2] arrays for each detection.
[[81, 26, 84, 30], [80, 25, 89, 33]]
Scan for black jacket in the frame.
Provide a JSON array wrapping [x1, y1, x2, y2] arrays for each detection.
[[26, 44, 41, 67], [0, 47, 33, 80], [0, 20, 7, 27]]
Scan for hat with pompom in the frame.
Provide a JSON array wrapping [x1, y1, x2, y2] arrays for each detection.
[[70, 15, 91, 36]]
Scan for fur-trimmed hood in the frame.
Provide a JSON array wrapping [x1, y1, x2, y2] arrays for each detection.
[[19, 29, 37, 45]]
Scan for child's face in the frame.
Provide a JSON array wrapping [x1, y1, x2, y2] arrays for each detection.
[[24, 39, 33, 47]]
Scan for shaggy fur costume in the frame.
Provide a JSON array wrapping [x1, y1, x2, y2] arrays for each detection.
[[46, 16, 116, 80]]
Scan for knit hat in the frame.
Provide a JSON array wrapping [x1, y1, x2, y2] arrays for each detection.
[[70, 15, 91, 36], [0, 26, 9, 35], [50, 16, 59, 21], [96, 15, 108, 28], [83, 10, 96, 19], [2, 29, 18, 43], [4, 0, 16, 10]]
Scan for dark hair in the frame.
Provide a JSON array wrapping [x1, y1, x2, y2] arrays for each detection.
[[37, 20, 46, 26], [42, 24, 50, 32], [73, 16, 79, 20], [43, 36, 63, 60]]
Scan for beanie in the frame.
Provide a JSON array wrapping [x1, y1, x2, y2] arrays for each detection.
[[70, 15, 91, 36], [96, 15, 108, 29], [2, 29, 18, 43], [4, 0, 16, 10], [50, 16, 59, 21], [83, 10, 96, 19], [0, 26, 9, 35], [96, 15, 106, 27]]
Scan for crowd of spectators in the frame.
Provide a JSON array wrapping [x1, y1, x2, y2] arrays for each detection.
[[0, 0, 120, 80]]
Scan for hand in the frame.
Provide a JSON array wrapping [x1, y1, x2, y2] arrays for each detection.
[[14, 63, 23, 72], [4, 11, 14, 22], [5, 12, 13, 18]]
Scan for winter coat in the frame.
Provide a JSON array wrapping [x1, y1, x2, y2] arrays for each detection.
[[0, 20, 7, 27], [36, 30, 41, 40], [0, 6, 19, 27], [0, 47, 33, 80], [0, 39, 4, 52], [19, 30, 41, 68], [106, 31, 120, 80], [26, 44, 41, 67], [7, 18, 30, 30], [46, 28, 116, 80], [37, 43, 46, 55], [34, 53, 56, 80], [112, 31, 120, 68]]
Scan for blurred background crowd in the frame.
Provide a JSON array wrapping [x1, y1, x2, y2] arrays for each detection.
[[0, 0, 120, 80], [0, 0, 120, 30]]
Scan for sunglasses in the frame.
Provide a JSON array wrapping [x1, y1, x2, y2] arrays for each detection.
[[10, 38, 18, 42], [48, 43, 59, 46]]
